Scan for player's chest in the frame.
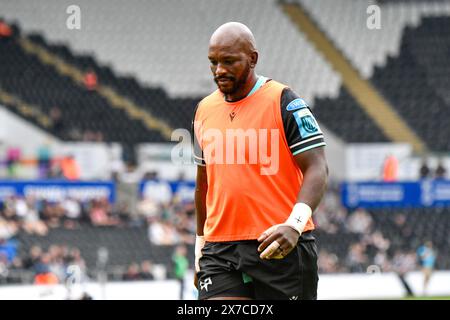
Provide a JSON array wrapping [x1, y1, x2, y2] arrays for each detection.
[[202, 103, 278, 132]]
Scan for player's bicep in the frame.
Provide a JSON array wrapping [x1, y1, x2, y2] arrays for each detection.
[[293, 145, 327, 174], [191, 104, 206, 166], [280, 88, 325, 156]]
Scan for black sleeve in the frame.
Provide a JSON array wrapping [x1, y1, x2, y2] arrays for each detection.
[[280, 88, 326, 155], [191, 103, 206, 166]]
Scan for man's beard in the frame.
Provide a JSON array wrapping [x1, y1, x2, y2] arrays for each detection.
[[215, 64, 251, 95]]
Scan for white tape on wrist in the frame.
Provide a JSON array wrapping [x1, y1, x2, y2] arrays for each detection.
[[284, 203, 312, 235], [195, 235, 205, 272]]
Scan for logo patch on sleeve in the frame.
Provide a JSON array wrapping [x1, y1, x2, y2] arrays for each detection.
[[293, 108, 322, 138], [286, 98, 308, 111]]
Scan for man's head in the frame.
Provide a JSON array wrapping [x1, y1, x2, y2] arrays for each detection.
[[208, 22, 258, 99]]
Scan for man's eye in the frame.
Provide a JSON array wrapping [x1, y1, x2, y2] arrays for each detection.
[[210, 60, 218, 65]]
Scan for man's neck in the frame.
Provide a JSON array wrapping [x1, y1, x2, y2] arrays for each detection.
[[225, 72, 258, 102]]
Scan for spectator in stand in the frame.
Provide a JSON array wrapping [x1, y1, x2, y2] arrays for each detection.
[[22, 245, 43, 270], [0, 253, 8, 282], [172, 245, 189, 300], [21, 197, 48, 236], [89, 198, 119, 227], [94, 131, 104, 142], [364, 230, 390, 253], [136, 196, 159, 221], [373, 250, 392, 273], [345, 243, 369, 273], [40, 199, 64, 229], [419, 157, 431, 179], [416, 241, 436, 296], [48, 245, 66, 280], [0, 217, 18, 240], [0, 237, 17, 264], [84, 69, 98, 91], [61, 197, 81, 229], [139, 260, 154, 280], [49, 107, 64, 136], [37, 144, 52, 179], [382, 154, 398, 182], [147, 215, 180, 245], [68, 248, 86, 272], [318, 250, 342, 273], [60, 154, 80, 180], [346, 208, 373, 234], [34, 253, 59, 285], [123, 263, 141, 281], [48, 160, 64, 179], [393, 213, 413, 239], [6, 146, 21, 178], [0, 19, 12, 39], [435, 159, 447, 179]]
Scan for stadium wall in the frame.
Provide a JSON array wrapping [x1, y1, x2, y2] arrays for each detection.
[[0, 104, 61, 158], [320, 125, 346, 181], [0, 271, 448, 300], [0, 104, 122, 179]]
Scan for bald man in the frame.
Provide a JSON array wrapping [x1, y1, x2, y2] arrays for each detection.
[[192, 22, 328, 300]]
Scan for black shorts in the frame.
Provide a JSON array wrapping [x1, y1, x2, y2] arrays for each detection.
[[197, 231, 318, 300]]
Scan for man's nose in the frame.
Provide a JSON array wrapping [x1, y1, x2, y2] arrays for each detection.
[[215, 63, 227, 76]]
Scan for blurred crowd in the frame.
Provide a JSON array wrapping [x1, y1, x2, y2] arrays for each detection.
[[0, 195, 131, 238], [0, 177, 437, 286], [314, 183, 424, 275], [0, 181, 195, 285], [0, 242, 87, 285]]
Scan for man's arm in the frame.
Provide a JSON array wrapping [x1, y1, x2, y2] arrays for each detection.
[[192, 103, 208, 286], [258, 147, 328, 259], [195, 165, 208, 236], [194, 165, 207, 288], [258, 88, 329, 259], [294, 146, 328, 211]]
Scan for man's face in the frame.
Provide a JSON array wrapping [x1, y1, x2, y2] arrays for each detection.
[[208, 43, 252, 95]]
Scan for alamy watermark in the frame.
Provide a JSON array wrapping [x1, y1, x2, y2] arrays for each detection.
[[66, 5, 81, 30], [367, 5, 381, 30], [171, 123, 280, 176]]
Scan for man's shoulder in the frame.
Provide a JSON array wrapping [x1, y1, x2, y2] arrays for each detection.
[[193, 90, 221, 119], [199, 89, 222, 106], [267, 79, 288, 88]]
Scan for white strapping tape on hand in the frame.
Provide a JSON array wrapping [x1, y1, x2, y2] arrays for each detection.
[[284, 202, 312, 236], [195, 235, 205, 272]]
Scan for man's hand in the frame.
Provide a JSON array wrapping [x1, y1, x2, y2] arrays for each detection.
[[194, 273, 199, 289], [257, 225, 300, 259], [194, 235, 205, 289]]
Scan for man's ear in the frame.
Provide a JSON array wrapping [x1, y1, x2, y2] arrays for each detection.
[[250, 51, 258, 68]]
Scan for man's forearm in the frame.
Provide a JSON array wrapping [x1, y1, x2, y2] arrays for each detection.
[[195, 167, 208, 236], [296, 163, 328, 212]]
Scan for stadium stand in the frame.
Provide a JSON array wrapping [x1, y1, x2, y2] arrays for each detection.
[[0, 193, 195, 284], [0, 24, 175, 144], [296, 0, 450, 78], [288, 0, 450, 150], [314, 185, 450, 273], [312, 87, 389, 143], [0, 17, 389, 146], [372, 16, 450, 151], [26, 33, 197, 133], [0, 0, 341, 103], [2, 183, 449, 285], [15, 223, 194, 280]]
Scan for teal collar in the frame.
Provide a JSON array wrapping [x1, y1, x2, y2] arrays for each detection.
[[246, 75, 267, 97]]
